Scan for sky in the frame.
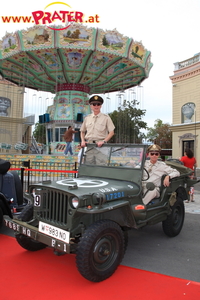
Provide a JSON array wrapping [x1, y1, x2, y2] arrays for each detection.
[[0, 0, 200, 128]]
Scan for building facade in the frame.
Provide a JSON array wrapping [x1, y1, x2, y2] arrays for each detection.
[[170, 53, 200, 165], [0, 78, 34, 154]]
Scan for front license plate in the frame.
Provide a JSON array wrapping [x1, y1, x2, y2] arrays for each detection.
[[38, 221, 70, 243]]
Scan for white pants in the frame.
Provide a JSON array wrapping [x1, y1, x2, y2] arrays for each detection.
[[143, 188, 160, 205], [84, 147, 108, 165]]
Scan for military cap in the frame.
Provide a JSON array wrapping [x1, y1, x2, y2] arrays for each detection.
[[147, 144, 162, 153], [89, 95, 104, 104]]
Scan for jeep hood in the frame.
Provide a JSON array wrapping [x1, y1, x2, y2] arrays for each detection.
[[35, 176, 141, 197]]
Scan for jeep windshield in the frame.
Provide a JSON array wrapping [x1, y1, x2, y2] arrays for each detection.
[[80, 144, 146, 169]]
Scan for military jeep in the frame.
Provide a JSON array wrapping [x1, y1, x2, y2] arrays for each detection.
[[3, 144, 197, 282]]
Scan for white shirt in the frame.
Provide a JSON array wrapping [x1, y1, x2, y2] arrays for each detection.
[[143, 160, 180, 188]]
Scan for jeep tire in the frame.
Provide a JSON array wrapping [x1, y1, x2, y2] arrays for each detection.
[[162, 197, 185, 237], [9, 170, 23, 206], [15, 204, 47, 251], [76, 219, 125, 282]]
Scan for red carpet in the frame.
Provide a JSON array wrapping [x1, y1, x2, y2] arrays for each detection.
[[1, 234, 200, 300]]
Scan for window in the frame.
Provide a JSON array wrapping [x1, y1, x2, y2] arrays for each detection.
[[55, 128, 67, 142], [182, 140, 194, 156], [47, 128, 53, 143], [60, 128, 66, 142], [181, 103, 195, 123]]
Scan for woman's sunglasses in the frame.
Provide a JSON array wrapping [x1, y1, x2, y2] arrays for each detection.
[[90, 103, 101, 106], [150, 152, 159, 156]]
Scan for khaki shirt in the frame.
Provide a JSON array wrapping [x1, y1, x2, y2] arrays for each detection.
[[143, 160, 180, 188], [80, 112, 115, 141]]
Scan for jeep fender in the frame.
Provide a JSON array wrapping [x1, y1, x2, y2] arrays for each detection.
[[175, 186, 188, 201], [101, 204, 137, 229]]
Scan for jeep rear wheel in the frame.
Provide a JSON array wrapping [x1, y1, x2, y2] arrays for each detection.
[[16, 204, 47, 251], [162, 197, 185, 237], [76, 220, 125, 282]]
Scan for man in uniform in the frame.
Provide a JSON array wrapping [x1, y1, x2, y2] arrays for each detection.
[[143, 144, 180, 205], [80, 95, 115, 165]]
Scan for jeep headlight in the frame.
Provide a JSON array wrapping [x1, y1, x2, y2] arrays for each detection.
[[71, 196, 79, 208]]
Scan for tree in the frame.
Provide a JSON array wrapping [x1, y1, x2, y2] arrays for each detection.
[[71, 29, 80, 39], [146, 119, 172, 149], [33, 122, 46, 144], [8, 38, 12, 47], [102, 35, 109, 46], [67, 30, 71, 37], [109, 99, 147, 143]]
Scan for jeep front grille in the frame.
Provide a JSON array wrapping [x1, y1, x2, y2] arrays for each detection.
[[37, 189, 68, 226]]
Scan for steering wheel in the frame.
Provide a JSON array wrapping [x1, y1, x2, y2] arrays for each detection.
[[142, 167, 150, 181]]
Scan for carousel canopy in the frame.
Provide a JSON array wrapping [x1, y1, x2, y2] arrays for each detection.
[[0, 24, 153, 94]]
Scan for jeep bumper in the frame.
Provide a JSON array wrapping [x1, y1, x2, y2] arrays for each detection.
[[4, 215, 71, 254]]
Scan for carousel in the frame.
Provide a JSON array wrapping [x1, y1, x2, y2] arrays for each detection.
[[0, 23, 153, 155]]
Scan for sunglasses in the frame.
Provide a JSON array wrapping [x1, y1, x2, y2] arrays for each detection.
[[150, 152, 159, 156], [90, 103, 101, 106]]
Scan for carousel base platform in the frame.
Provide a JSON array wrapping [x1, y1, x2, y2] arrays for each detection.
[[0, 152, 77, 166]]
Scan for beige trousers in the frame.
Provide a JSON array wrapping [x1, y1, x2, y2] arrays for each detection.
[[84, 147, 108, 165], [142, 188, 160, 205]]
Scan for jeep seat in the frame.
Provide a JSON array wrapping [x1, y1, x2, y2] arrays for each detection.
[[147, 175, 167, 205]]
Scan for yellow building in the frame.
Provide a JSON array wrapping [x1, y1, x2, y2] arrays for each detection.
[[170, 54, 200, 165], [0, 77, 33, 154]]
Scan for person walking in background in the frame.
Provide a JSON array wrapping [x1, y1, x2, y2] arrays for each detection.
[[180, 148, 197, 202], [80, 95, 115, 164], [64, 126, 77, 156], [180, 148, 197, 171]]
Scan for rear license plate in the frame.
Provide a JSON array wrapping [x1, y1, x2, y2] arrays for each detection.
[[38, 221, 69, 243]]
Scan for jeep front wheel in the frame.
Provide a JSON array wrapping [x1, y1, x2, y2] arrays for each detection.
[[15, 204, 47, 251], [162, 197, 185, 237], [76, 220, 125, 282]]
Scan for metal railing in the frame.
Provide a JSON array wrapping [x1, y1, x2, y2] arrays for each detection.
[[9, 160, 78, 192]]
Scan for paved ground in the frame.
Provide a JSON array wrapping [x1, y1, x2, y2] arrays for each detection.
[[121, 181, 200, 282], [185, 181, 200, 214], [122, 212, 200, 282]]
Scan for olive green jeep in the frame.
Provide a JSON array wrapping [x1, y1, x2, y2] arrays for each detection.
[[3, 144, 197, 282]]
